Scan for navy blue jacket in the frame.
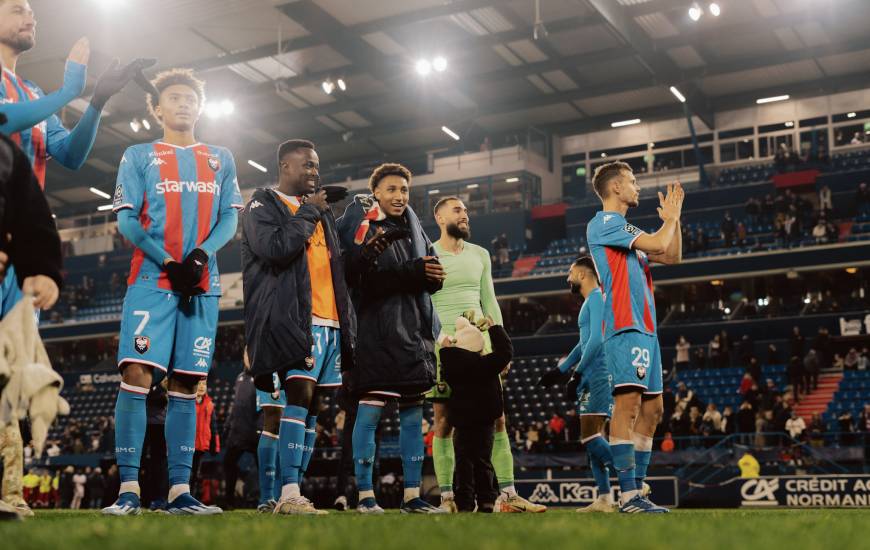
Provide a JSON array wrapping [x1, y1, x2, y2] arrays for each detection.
[[337, 196, 441, 397], [241, 188, 356, 379]]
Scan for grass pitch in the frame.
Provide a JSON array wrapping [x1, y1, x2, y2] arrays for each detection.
[[2, 509, 866, 550]]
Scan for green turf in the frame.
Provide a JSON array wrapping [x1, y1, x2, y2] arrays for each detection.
[[2, 509, 866, 550]]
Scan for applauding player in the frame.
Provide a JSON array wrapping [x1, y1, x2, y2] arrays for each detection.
[[586, 162, 683, 513], [103, 69, 242, 516]]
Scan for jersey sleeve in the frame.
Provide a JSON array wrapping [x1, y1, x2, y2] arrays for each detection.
[[478, 245, 503, 324], [112, 148, 144, 213], [588, 214, 645, 250], [219, 148, 244, 210], [576, 292, 604, 377]]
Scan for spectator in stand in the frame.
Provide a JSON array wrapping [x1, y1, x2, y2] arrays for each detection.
[[785, 411, 806, 441], [59, 466, 74, 509], [856, 182, 870, 215], [844, 348, 860, 370], [745, 196, 761, 224], [37, 470, 51, 508], [695, 227, 708, 252], [737, 335, 754, 367], [737, 401, 756, 440], [660, 433, 675, 453], [756, 410, 774, 447], [814, 327, 831, 369], [766, 344, 780, 365], [738, 373, 754, 397], [825, 219, 839, 243], [222, 363, 258, 509], [803, 349, 820, 392], [851, 132, 863, 145], [832, 353, 845, 370], [693, 346, 706, 369], [808, 413, 825, 448], [859, 404, 870, 438], [760, 379, 781, 411], [721, 211, 736, 247], [688, 406, 703, 446], [496, 233, 509, 268], [857, 348, 869, 371], [818, 185, 833, 215], [524, 424, 539, 452], [192, 380, 219, 499], [675, 336, 690, 371], [788, 355, 805, 398], [669, 404, 689, 447], [789, 327, 805, 360], [812, 218, 827, 244], [547, 411, 565, 438], [71, 469, 86, 510], [738, 452, 760, 478], [721, 406, 735, 435], [736, 222, 747, 246], [701, 403, 722, 445], [709, 334, 722, 368], [86, 467, 104, 509], [837, 411, 855, 446]]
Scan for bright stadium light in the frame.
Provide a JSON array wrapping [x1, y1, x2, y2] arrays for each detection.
[[322, 79, 335, 95], [416, 59, 432, 76], [220, 100, 235, 115], [337, 78, 347, 92], [785, 121, 794, 128], [247, 159, 268, 173], [709, 3, 721, 16], [723, 307, 731, 314], [97, 204, 114, 211], [688, 3, 702, 21], [89, 187, 111, 199], [611, 118, 641, 128], [505, 177, 519, 183], [129, 119, 140, 133], [756, 94, 790, 104], [847, 112, 857, 118], [141, 118, 151, 130], [466, 183, 479, 189], [204, 101, 222, 119], [669, 86, 687, 103], [441, 125, 460, 140], [433, 56, 448, 72], [428, 189, 440, 195]]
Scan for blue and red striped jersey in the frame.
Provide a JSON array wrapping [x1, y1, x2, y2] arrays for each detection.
[[586, 211, 657, 340], [0, 68, 59, 188], [112, 141, 243, 296]]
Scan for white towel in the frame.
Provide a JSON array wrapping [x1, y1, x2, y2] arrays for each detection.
[[0, 297, 68, 457]]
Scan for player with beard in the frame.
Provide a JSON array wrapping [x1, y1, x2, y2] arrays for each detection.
[[428, 197, 545, 513]]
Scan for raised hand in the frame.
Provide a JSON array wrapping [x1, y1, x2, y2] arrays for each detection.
[[67, 37, 90, 66], [657, 181, 684, 222]]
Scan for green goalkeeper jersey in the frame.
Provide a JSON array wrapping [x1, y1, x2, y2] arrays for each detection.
[[432, 240, 503, 336]]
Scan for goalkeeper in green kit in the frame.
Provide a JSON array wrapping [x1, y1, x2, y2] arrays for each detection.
[[427, 197, 546, 513]]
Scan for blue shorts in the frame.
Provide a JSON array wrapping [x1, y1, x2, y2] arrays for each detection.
[[256, 373, 286, 410], [604, 330, 663, 395], [577, 369, 614, 417], [117, 286, 219, 378], [285, 325, 342, 387]]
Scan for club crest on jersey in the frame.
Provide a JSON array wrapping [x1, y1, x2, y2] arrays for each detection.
[[304, 356, 315, 371], [208, 156, 220, 172], [134, 336, 150, 355], [636, 366, 647, 380]]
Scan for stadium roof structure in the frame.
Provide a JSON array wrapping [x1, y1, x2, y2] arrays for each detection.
[[20, 0, 870, 215]]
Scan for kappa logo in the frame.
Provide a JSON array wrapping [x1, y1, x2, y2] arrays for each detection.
[[196, 357, 209, 369], [120, 155, 128, 163], [250, 200, 263, 210], [741, 478, 780, 506], [149, 157, 166, 167], [208, 156, 220, 172], [529, 483, 559, 504], [603, 214, 614, 223], [134, 336, 150, 355]]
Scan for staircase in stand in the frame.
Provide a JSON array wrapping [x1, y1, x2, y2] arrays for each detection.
[[794, 372, 843, 421]]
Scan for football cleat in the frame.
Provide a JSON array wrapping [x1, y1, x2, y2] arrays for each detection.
[[101, 492, 142, 516], [438, 495, 458, 514], [496, 493, 547, 513], [576, 497, 616, 513], [273, 496, 327, 515], [334, 496, 348, 511], [149, 498, 167, 513], [166, 493, 223, 515], [619, 495, 669, 514], [257, 499, 278, 513], [4, 496, 34, 518], [0, 499, 22, 521], [400, 497, 446, 514], [357, 497, 384, 514]]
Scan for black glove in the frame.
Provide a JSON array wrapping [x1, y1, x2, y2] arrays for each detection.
[[180, 248, 208, 296], [537, 367, 570, 387], [361, 227, 408, 261], [164, 260, 189, 294], [91, 58, 158, 110], [566, 371, 582, 397], [321, 185, 348, 204]]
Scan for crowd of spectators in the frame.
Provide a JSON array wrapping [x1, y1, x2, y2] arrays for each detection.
[[20, 465, 120, 510]]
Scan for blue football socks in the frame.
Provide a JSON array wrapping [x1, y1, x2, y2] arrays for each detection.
[[114, 383, 148, 485], [352, 403, 383, 492]]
